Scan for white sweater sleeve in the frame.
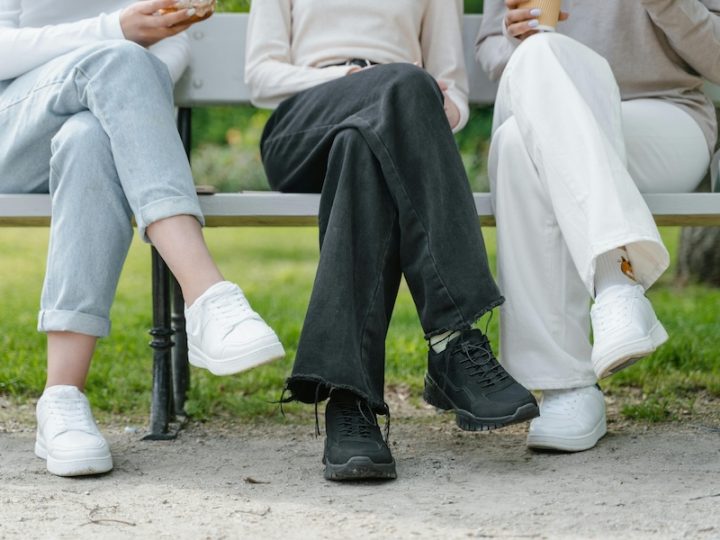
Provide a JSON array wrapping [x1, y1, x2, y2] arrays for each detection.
[[421, 0, 470, 132], [0, 0, 124, 81], [0, 0, 189, 84], [148, 32, 190, 84], [244, 0, 355, 109]]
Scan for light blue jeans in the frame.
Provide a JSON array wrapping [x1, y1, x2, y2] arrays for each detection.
[[0, 41, 204, 338]]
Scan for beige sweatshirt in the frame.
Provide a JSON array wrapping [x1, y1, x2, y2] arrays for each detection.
[[245, 0, 470, 131], [476, 0, 720, 154]]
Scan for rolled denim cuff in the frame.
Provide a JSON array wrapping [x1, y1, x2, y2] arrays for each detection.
[[136, 195, 205, 242], [38, 309, 111, 338]]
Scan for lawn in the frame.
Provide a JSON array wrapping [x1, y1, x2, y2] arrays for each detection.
[[1, 227, 719, 425]]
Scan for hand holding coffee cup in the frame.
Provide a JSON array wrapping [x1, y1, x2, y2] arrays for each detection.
[[504, 0, 569, 40]]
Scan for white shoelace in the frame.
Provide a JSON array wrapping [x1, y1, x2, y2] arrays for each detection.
[[593, 286, 643, 334], [45, 396, 96, 434], [204, 287, 259, 338]]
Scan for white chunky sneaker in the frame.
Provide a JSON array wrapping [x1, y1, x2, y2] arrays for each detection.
[[527, 385, 607, 452], [185, 281, 285, 375], [591, 284, 668, 379], [35, 385, 113, 476]]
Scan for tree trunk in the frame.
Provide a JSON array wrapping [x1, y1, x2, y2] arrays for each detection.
[[677, 227, 720, 287], [676, 126, 719, 288]]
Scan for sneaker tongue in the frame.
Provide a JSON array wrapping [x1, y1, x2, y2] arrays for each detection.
[[460, 328, 487, 342]]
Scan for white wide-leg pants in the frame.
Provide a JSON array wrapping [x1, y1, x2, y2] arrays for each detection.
[[489, 33, 710, 390]]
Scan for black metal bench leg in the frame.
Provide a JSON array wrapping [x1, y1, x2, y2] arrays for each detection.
[[171, 275, 190, 417], [144, 246, 177, 440], [172, 106, 193, 420]]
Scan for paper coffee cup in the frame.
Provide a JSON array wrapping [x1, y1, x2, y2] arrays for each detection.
[[519, 0, 562, 32]]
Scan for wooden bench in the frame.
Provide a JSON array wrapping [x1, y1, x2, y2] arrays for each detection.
[[1, 13, 719, 438]]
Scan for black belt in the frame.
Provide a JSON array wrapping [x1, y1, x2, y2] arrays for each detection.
[[324, 58, 380, 69]]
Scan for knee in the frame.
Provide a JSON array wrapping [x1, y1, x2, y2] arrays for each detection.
[[80, 40, 173, 91], [378, 63, 443, 107], [511, 32, 570, 63], [508, 32, 613, 83]]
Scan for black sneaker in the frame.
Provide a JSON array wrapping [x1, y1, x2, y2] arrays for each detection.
[[323, 390, 397, 481], [424, 328, 539, 431]]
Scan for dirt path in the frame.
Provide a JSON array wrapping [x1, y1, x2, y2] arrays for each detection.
[[1, 403, 719, 540]]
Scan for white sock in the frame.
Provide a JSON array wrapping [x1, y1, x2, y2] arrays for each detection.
[[594, 247, 638, 296], [429, 330, 461, 353]]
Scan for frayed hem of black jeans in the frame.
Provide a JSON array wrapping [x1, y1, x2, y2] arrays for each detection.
[[423, 295, 505, 340], [282, 375, 389, 417]]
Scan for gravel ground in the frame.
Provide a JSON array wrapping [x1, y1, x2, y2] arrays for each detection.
[[1, 397, 719, 540]]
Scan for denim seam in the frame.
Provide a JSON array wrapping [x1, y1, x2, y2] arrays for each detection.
[[357, 202, 399, 397], [352, 116, 470, 327], [0, 78, 65, 114]]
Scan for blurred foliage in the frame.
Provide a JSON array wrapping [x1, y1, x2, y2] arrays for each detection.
[[216, 0, 249, 12], [192, 0, 490, 191]]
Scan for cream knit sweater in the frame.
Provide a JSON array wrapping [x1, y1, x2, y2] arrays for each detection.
[[245, 0, 470, 131]]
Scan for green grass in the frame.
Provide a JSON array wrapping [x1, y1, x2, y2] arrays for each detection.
[[1, 227, 718, 425]]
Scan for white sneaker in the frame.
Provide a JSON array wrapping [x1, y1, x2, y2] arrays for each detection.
[[35, 385, 113, 476], [526, 385, 607, 452], [591, 284, 668, 379], [185, 281, 285, 375]]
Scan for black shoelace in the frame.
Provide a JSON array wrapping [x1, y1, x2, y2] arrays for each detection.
[[335, 399, 377, 438], [452, 337, 509, 388], [327, 391, 391, 443]]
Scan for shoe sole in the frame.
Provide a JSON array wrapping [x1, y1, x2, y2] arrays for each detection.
[[323, 456, 397, 481], [35, 439, 113, 477], [188, 334, 285, 376], [527, 415, 608, 452], [423, 375, 540, 431], [592, 321, 668, 379]]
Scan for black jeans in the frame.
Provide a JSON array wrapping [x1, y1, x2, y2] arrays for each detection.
[[261, 64, 503, 413]]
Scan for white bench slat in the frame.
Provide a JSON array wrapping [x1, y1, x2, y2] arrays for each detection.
[[2, 193, 718, 227]]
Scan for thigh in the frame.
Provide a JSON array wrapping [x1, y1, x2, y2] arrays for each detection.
[[260, 63, 442, 192], [622, 99, 710, 193], [0, 45, 109, 194]]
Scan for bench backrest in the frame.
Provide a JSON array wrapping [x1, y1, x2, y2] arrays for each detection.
[[174, 13, 497, 106], [175, 13, 720, 109]]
